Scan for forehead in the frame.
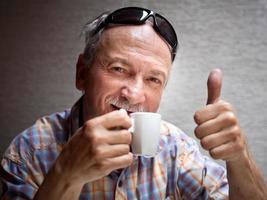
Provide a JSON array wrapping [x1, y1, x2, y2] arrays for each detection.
[[97, 24, 172, 67]]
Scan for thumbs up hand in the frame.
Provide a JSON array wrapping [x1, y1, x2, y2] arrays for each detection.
[[194, 69, 247, 162]]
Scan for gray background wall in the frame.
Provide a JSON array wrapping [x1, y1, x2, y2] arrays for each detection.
[[1, 0, 267, 185]]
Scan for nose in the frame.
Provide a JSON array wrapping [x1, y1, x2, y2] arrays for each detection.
[[121, 78, 146, 105]]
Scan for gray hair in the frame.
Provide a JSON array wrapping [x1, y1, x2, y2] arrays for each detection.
[[82, 12, 111, 66]]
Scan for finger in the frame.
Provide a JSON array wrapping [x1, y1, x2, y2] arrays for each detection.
[[95, 144, 130, 159], [207, 69, 223, 105], [200, 126, 239, 151], [194, 104, 219, 125], [106, 130, 132, 145], [88, 109, 131, 130], [194, 100, 233, 125], [105, 153, 133, 170], [194, 111, 237, 139], [209, 140, 244, 161]]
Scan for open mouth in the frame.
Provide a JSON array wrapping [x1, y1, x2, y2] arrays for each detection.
[[111, 104, 133, 116]]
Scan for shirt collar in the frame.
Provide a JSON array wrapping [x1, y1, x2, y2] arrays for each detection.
[[69, 95, 84, 138]]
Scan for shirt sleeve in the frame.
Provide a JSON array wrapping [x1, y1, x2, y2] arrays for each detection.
[[1, 111, 68, 200], [0, 131, 41, 200], [1, 157, 37, 200], [176, 129, 229, 199]]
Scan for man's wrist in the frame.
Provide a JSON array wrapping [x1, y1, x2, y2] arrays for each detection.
[[34, 162, 83, 200], [52, 156, 84, 190]]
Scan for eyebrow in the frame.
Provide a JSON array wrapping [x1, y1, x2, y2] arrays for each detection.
[[106, 55, 168, 81], [149, 70, 167, 82], [108, 56, 132, 67]]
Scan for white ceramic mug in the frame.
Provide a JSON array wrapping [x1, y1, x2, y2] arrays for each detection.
[[129, 112, 161, 157]]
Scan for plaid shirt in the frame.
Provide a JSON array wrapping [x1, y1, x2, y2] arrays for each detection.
[[1, 97, 228, 199]]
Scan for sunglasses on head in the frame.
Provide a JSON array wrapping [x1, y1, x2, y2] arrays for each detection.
[[94, 7, 178, 61]]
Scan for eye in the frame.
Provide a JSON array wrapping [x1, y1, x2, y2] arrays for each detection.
[[148, 77, 162, 85], [110, 66, 126, 74]]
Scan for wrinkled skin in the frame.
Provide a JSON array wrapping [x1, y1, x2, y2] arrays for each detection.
[[77, 24, 172, 120]]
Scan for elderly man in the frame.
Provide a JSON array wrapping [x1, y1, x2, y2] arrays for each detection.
[[1, 7, 266, 199]]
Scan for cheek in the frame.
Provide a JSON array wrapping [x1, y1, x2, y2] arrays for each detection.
[[98, 76, 123, 92], [146, 89, 163, 111], [87, 74, 122, 102], [84, 75, 124, 116]]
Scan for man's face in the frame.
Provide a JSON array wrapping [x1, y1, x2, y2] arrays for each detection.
[[77, 24, 172, 120]]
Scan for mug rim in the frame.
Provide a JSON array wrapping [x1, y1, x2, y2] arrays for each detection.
[[130, 112, 161, 116]]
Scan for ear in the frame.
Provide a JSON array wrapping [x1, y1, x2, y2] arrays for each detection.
[[75, 54, 87, 91]]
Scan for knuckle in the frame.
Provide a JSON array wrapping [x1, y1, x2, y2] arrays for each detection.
[[194, 128, 198, 137], [225, 111, 237, 124], [119, 130, 132, 144], [119, 154, 133, 167], [86, 130, 104, 146], [220, 101, 233, 111], [84, 119, 97, 129], [234, 140, 244, 152], [94, 147, 103, 158], [126, 153, 134, 164], [81, 127, 91, 140], [229, 126, 240, 139], [200, 138, 209, 150], [194, 126, 202, 139], [228, 142, 242, 156], [118, 145, 130, 155], [125, 131, 132, 144], [209, 149, 219, 160], [86, 130, 98, 143], [123, 145, 130, 153], [194, 111, 201, 124]]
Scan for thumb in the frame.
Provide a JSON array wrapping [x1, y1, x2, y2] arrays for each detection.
[[207, 69, 223, 105]]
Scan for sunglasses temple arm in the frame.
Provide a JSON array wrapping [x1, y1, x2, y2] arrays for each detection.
[[93, 20, 106, 36]]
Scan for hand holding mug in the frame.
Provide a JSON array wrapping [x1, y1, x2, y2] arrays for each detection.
[[55, 109, 133, 185]]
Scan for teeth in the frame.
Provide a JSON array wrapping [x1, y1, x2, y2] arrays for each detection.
[[111, 104, 136, 113], [119, 108, 127, 114], [111, 104, 125, 111], [112, 104, 124, 110]]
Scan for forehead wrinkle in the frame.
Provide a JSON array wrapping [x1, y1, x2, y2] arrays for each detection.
[[96, 24, 172, 77], [127, 26, 170, 62], [100, 25, 171, 59], [102, 24, 169, 53]]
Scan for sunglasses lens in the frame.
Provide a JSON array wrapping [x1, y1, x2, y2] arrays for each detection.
[[156, 15, 177, 49], [112, 8, 149, 23]]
